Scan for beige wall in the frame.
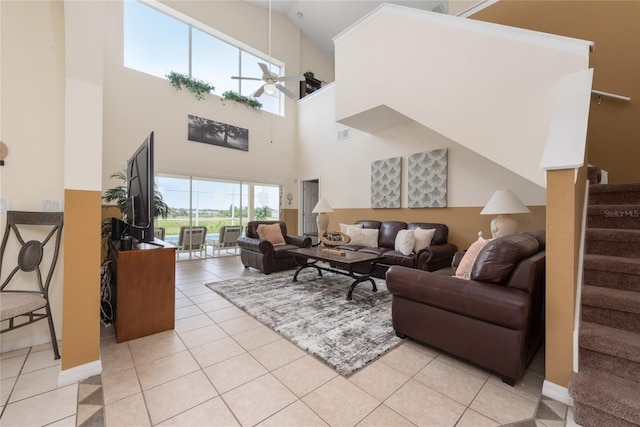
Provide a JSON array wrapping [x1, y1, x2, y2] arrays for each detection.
[[472, 0, 640, 184]]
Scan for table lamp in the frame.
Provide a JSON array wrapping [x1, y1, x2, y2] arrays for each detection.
[[312, 198, 333, 238], [480, 190, 530, 238]]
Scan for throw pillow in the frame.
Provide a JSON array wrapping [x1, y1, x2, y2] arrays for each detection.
[[413, 227, 436, 252], [395, 229, 416, 256], [454, 238, 491, 280], [339, 223, 363, 234], [257, 223, 286, 246], [348, 228, 379, 247]]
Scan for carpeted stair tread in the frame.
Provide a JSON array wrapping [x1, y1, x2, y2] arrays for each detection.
[[582, 285, 640, 315], [587, 205, 640, 229], [579, 322, 640, 363], [585, 228, 640, 258], [584, 254, 640, 274], [589, 183, 640, 205], [568, 368, 640, 425]]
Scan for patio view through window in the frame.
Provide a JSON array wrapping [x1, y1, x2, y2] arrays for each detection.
[[155, 173, 281, 260]]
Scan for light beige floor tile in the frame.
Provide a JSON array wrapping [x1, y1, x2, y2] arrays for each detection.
[[136, 350, 200, 390], [250, 338, 306, 371], [487, 369, 543, 402], [379, 343, 434, 376], [470, 383, 538, 424], [190, 336, 247, 368], [356, 404, 416, 427], [222, 373, 298, 426], [0, 383, 78, 427], [175, 304, 204, 320], [540, 396, 569, 420], [1, 376, 17, 406], [385, 379, 466, 427], [9, 364, 60, 402], [75, 404, 102, 425], [180, 286, 215, 297], [0, 348, 29, 360], [77, 383, 101, 403], [233, 325, 282, 351], [175, 297, 194, 309], [188, 292, 223, 304], [196, 298, 235, 314], [46, 414, 77, 426], [21, 348, 59, 373], [349, 360, 410, 402], [436, 353, 491, 381], [174, 313, 215, 334], [217, 315, 263, 335], [178, 324, 228, 348], [528, 347, 546, 378], [258, 400, 329, 427], [0, 354, 26, 380], [102, 366, 141, 404], [303, 376, 380, 427], [401, 339, 440, 358], [30, 341, 61, 353], [203, 352, 268, 393], [99, 343, 134, 375], [158, 396, 240, 426], [272, 355, 338, 397], [144, 370, 218, 425], [414, 359, 486, 405], [456, 408, 499, 427], [105, 392, 150, 427], [206, 305, 247, 322], [176, 281, 204, 291], [128, 330, 186, 365], [537, 420, 567, 427]]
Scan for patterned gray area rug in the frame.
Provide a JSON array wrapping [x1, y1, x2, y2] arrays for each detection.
[[206, 270, 402, 376]]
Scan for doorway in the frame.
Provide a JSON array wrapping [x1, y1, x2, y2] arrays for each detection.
[[300, 179, 319, 244]]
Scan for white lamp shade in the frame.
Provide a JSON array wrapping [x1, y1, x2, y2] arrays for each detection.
[[480, 190, 530, 215], [263, 83, 276, 95], [312, 198, 334, 213]]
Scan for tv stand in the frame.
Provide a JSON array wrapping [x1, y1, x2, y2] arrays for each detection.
[[109, 238, 176, 342]]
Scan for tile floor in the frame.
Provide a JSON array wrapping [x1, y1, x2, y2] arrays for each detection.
[[1, 255, 570, 426]]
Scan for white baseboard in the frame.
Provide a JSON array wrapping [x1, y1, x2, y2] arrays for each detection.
[[543, 380, 574, 407], [0, 332, 58, 354], [57, 359, 102, 387]]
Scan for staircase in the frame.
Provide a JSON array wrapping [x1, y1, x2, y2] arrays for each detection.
[[568, 181, 640, 426]]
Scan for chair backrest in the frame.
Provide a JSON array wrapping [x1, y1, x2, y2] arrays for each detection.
[[219, 226, 242, 247], [177, 226, 207, 250], [153, 227, 165, 241], [0, 211, 64, 295]]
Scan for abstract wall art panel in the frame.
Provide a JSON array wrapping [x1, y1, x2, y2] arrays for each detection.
[[371, 156, 401, 208], [408, 149, 448, 208], [188, 114, 249, 152]]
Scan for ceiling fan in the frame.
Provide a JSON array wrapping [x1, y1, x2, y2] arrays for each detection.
[[231, 0, 304, 99]]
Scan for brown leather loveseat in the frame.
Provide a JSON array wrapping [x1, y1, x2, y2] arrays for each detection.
[[335, 220, 458, 279], [386, 231, 546, 385], [238, 221, 311, 274]]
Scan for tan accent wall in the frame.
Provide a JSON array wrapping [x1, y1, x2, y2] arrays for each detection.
[[320, 206, 546, 251], [282, 209, 299, 236], [544, 167, 587, 387], [472, 0, 640, 184], [62, 189, 102, 370]]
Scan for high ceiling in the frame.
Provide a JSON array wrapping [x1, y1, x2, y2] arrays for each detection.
[[246, 1, 448, 59]]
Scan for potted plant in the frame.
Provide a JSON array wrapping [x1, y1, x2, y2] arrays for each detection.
[[166, 71, 215, 100]]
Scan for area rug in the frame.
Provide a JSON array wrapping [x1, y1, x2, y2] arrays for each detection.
[[206, 270, 402, 376]]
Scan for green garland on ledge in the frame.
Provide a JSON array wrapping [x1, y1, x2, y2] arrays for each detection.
[[222, 91, 262, 111], [165, 71, 215, 100]]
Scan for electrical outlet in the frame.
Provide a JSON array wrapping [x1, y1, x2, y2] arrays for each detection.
[[41, 199, 63, 212], [0, 197, 10, 213]]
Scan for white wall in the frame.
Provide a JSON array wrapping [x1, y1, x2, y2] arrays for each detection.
[[297, 84, 546, 208]]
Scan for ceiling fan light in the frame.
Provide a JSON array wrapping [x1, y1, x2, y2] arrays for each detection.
[[264, 83, 276, 95]]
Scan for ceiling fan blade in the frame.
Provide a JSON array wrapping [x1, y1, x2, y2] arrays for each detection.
[[258, 62, 271, 76], [252, 84, 265, 98], [277, 74, 305, 82], [231, 76, 263, 81], [276, 83, 295, 99]]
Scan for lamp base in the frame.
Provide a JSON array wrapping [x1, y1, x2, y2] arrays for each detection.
[[490, 215, 518, 238], [316, 212, 329, 239]]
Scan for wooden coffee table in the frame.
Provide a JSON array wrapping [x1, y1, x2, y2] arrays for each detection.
[[286, 247, 383, 300]]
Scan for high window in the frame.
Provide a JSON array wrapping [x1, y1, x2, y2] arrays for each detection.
[[124, 1, 283, 115]]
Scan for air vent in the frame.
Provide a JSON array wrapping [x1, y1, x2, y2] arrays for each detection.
[[337, 128, 350, 141]]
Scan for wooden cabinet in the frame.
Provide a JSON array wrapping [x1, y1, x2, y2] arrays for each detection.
[[109, 239, 176, 342], [300, 76, 321, 99]]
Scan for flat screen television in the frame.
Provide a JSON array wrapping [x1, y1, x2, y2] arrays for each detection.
[[126, 131, 155, 244]]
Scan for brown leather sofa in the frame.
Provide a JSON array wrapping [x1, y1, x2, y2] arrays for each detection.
[[238, 221, 311, 274], [335, 220, 458, 279], [385, 231, 546, 385]]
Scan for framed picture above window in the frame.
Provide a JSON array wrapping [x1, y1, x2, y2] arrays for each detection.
[[188, 114, 249, 152]]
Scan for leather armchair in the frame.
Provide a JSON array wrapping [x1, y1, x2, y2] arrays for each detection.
[[386, 231, 546, 385], [238, 221, 311, 274]]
